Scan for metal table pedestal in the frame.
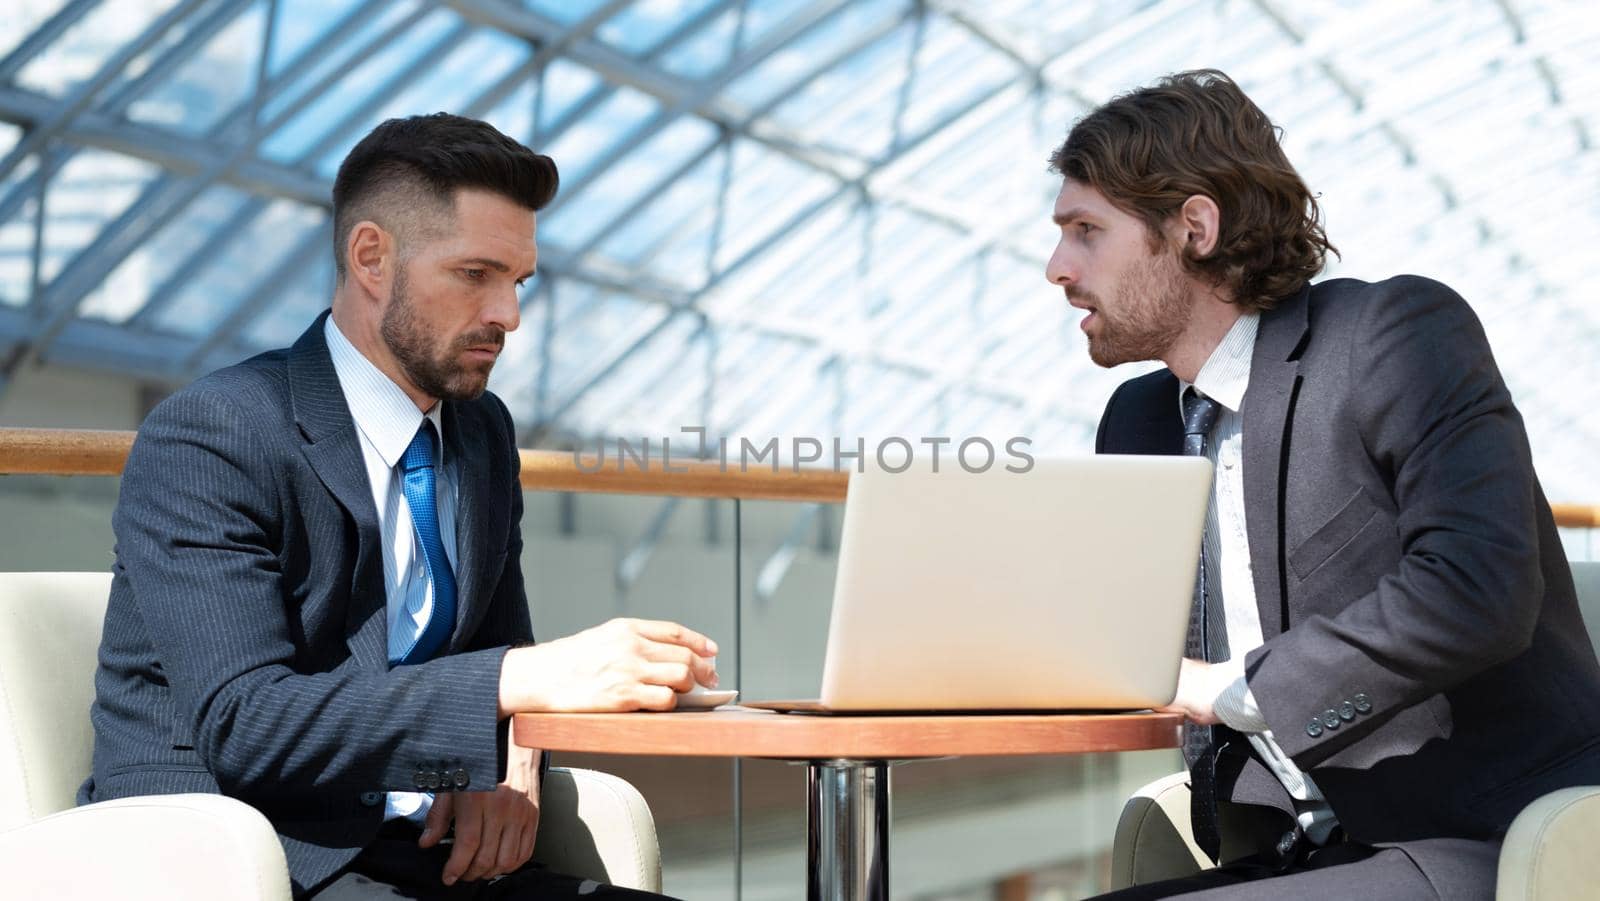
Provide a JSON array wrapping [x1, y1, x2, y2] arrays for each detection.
[[807, 759, 890, 901]]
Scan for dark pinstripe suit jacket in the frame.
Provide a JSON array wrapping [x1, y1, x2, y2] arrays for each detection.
[[79, 311, 533, 897], [1096, 276, 1600, 889]]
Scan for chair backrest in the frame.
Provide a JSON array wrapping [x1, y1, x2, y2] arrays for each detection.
[[0, 571, 113, 831], [1570, 561, 1600, 658]]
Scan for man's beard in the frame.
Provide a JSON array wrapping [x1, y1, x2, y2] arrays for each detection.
[[1082, 248, 1193, 368], [380, 268, 504, 402]]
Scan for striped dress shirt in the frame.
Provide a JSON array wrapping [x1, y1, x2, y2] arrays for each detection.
[[1179, 311, 1339, 845], [325, 316, 459, 823]]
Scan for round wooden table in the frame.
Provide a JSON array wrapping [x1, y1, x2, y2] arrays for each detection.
[[514, 707, 1181, 900]]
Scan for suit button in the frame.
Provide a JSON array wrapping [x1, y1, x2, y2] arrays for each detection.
[[1306, 720, 1323, 738], [454, 769, 470, 789], [413, 771, 429, 790], [1339, 701, 1356, 721], [424, 771, 441, 791], [1353, 693, 1372, 714], [1322, 709, 1340, 730], [360, 791, 382, 807], [1275, 830, 1298, 858]]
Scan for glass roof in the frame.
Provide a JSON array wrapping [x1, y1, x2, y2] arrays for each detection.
[[1, 0, 1598, 502]]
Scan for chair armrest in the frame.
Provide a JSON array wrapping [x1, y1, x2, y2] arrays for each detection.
[[1111, 770, 1210, 890], [1497, 785, 1600, 901], [0, 793, 290, 901], [533, 767, 661, 893]]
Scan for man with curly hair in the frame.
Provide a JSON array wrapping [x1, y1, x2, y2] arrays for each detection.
[[1051, 70, 1600, 899]]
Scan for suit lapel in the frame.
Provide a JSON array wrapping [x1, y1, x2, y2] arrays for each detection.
[[441, 400, 505, 653], [288, 312, 389, 670], [1242, 286, 1311, 637]]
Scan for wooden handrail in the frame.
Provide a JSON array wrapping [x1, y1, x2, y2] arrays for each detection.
[[0, 428, 847, 503], [3, 429, 1598, 525]]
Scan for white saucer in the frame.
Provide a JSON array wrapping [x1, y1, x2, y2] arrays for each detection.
[[674, 689, 738, 710]]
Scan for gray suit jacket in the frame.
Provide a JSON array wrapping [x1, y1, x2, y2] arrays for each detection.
[[80, 312, 534, 897], [1096, 276, 1600, 855]]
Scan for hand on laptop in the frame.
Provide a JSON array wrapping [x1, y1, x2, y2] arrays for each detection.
[[497, 618, 719, 715], [1157, 658, 1223, 726]]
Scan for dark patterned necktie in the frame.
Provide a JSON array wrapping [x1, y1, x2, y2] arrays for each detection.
[[395, 421, 456, 665], [1181, 388, 1226, 862]]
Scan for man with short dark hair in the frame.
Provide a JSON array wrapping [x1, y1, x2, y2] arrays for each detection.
[[1052, 70, 1600, 898], [82, 113, 707, 899]]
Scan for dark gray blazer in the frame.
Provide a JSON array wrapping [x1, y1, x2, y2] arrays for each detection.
[[1096, 276, 1600, 853], [80, 312, 534, 897]]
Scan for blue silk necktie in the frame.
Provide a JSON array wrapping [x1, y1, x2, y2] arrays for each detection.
[[1181, 387, 1226, 862], [395, 420, 456, 666]]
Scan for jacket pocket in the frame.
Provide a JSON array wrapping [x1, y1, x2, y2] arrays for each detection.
[[1290, 488, 1381, 581]]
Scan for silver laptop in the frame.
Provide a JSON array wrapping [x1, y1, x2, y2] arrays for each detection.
[[745, 455, 1212, 713]]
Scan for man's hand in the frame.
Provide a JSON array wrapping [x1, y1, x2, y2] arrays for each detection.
[[419, 743, 542, 886], [1157, 658, 1223, 726], [498, 618, 719, 716]]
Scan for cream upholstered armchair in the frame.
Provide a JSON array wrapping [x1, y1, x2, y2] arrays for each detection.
[[0, 571, 663, 900], [1110, 561, 1600, 899]]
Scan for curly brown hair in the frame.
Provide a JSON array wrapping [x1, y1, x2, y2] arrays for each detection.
[[1048, 69, 1336, 311]]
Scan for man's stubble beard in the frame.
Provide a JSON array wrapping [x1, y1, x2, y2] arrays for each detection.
[[380, 266, 503, 402], [1085, 247, 1194, 369]]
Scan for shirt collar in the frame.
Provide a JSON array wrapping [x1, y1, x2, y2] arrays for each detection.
[[324, 316, 444, 470], [1177, 312, 1258, 414]]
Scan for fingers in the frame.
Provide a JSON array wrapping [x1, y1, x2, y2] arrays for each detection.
[[619, 618, 718, 656], [638, 660, 696, 693], [495, 817, 526, 875], [463, 810, 503, 883], [636, 641, 720, 688], [520, 806, 539, 864], [419, 792, 453, 849], [442, 795, 485, 886]]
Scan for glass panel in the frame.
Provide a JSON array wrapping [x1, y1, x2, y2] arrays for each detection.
[[535, 59, 604, 136], [589, 146, 724, 277], [258, 3, 450, 163], [307, 26, 535, 178], [0, 192, 36, 308], [151, 200, 325, 337], [266, 0, 366, 77], [239, 252, 333, 351], [540, 116, 718, 252], [710, 141, 837, 273], [597, 0, 725, 56], [0, 0, 73, 64], [656, 5, 738, 79], [125, 1, 266, 136], [79, 184, 251, 323], [520, 490, 739, 899], [15, 0, 183, 97], [481, 78, 537, 145], [0, 475, 121, 571], [257, 0, 420, 125], [523, 0, 609, 27], [40, 148, 160, 284], [538, 85, 660, 188], [720, 0, 907, 112], [543, 286, 670, 414]]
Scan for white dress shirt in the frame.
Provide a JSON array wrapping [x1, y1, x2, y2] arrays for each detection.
[[1179, 312, 1339, 845], [325, 316, 460, 823]]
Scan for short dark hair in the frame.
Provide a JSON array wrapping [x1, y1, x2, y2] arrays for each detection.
[[1048, 69, 1335, 311], [330, 113, 559, 281]]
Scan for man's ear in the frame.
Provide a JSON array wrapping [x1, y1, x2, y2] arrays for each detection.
[[346, 220, 393, 299], [1174, 195, 1222, 259]]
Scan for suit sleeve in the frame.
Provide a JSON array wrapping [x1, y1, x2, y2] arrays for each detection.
[[118, 385, 508, 802], [1244, 277, 1544, 766]]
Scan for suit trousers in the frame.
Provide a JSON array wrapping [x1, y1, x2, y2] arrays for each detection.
[[309, 821, 679, 901], [1088, 835, 1499, 901]]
